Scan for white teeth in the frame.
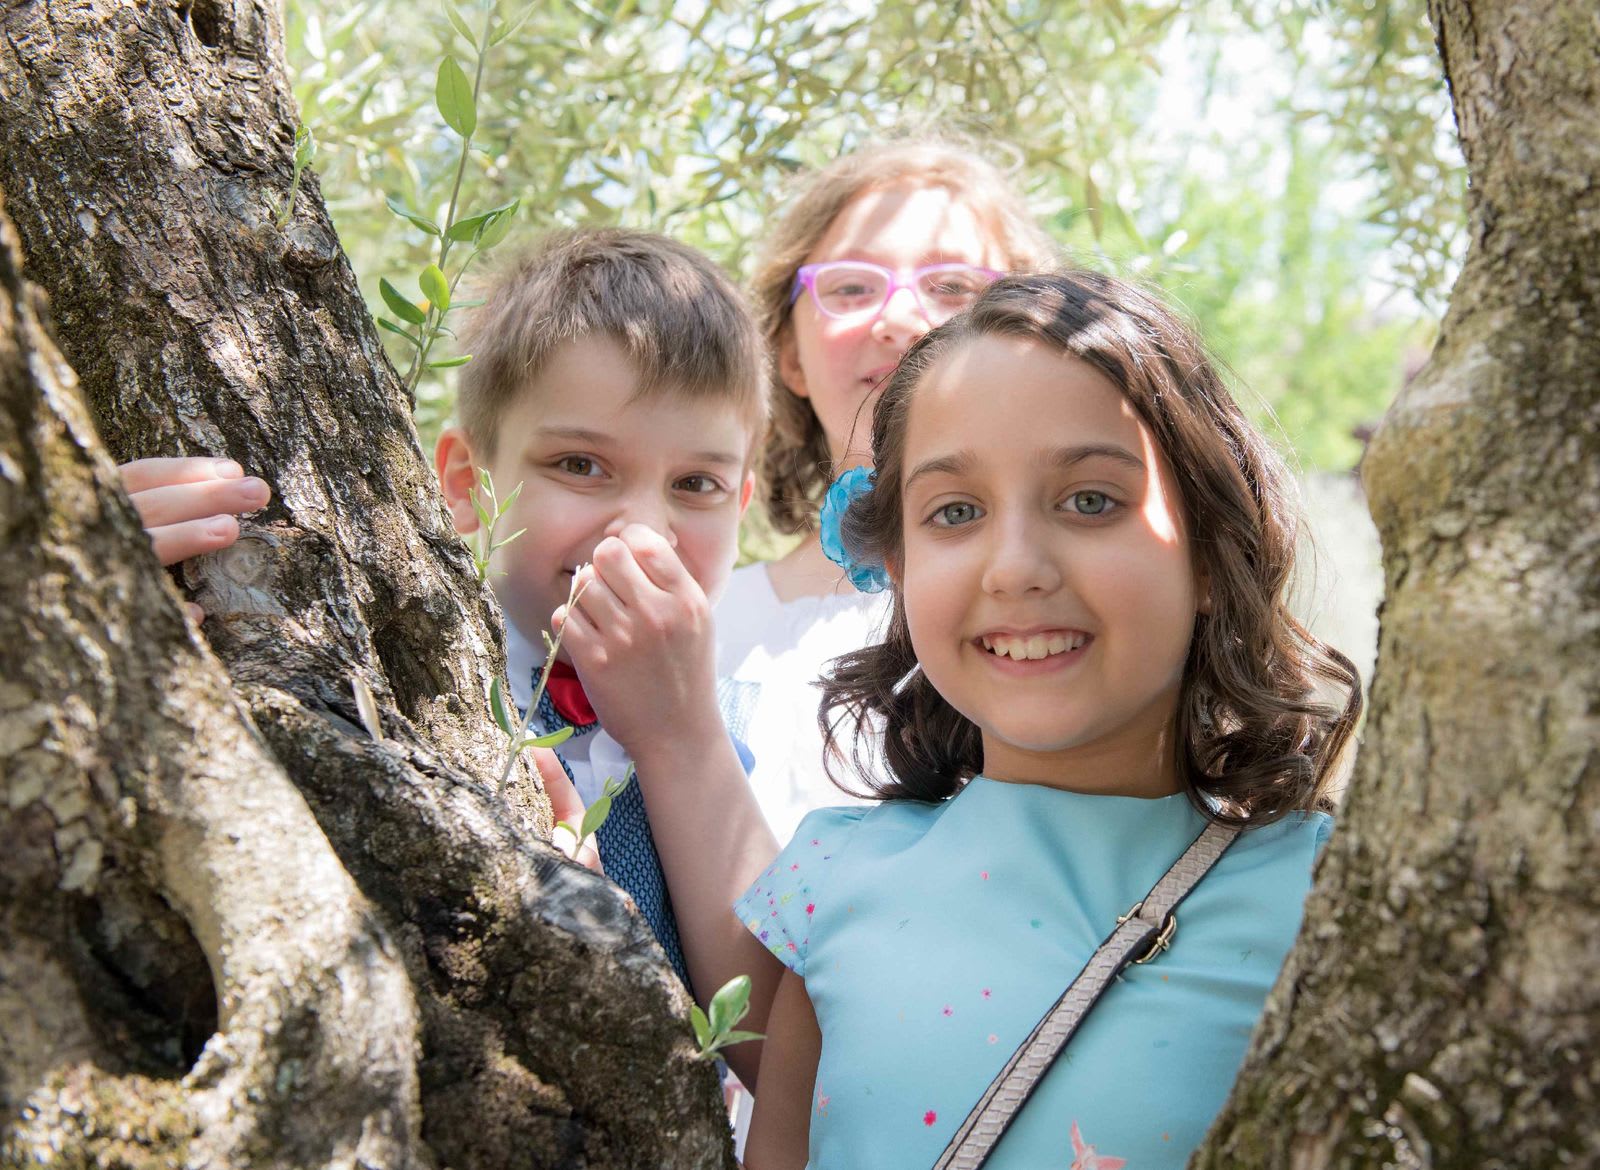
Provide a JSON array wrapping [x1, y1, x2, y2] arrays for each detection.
[[980, 632, 1086, 660]]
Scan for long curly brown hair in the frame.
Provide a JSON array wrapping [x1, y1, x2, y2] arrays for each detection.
[[748, 137, 1057, 536], [821, 272, 1362, 825]]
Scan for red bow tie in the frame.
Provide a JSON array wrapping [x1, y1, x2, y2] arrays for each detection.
[[545, 661, 597, 728]]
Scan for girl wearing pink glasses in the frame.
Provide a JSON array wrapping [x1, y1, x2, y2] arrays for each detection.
[[714, 139, 1057, 843]]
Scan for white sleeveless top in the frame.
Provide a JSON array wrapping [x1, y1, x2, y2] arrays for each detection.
[[713, 562, 890, 842]]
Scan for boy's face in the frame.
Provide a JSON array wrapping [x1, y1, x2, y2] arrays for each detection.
[[438, 335, 755, 654]]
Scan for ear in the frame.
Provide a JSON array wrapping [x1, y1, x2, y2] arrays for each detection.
[[884, 551, 902, 588], [737, 469, 756, 515], [435, 427, 484, 534], [777, 326, 810, 400]]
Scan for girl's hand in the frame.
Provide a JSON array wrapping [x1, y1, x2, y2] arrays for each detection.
[[552, 523, 723, 758], [120, 457, 271, 621]]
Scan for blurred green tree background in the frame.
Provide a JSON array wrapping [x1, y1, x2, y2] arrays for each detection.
[[285, 0, 1461, 472]]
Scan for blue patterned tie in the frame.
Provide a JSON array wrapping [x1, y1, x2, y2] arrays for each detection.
[[530, 684, 693, 992]]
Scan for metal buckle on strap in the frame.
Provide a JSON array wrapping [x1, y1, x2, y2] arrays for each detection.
[[1117, 900, 1177, 965]]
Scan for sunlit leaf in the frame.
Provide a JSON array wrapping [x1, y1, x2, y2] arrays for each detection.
[[436, 56, 476, 137], [419, 263, 450, 311]]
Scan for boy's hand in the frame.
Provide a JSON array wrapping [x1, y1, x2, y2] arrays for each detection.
[[536, 746, 603, 873], [120, 457, 271, 621], [552, 523, 722, 757]]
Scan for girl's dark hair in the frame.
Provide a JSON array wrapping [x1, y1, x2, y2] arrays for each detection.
[[820, 272, 1362, 825]]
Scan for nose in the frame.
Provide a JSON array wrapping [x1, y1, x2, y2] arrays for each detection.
[[872, 284, 932, 346], [979, 511, 1061, 598], [603, 492, 678, 548]]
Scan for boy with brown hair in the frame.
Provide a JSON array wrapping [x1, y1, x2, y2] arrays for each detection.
[[433, 229, 780, 1034]]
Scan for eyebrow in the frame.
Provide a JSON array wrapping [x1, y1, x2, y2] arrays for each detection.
[[819, 251, 987, 269], [535, 425, 744, 467], [904, 443, 1146, 491]]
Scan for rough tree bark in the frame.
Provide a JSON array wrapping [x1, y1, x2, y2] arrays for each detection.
[[0, 0, 733, 1166], [1195, 1, 1598, 1166]]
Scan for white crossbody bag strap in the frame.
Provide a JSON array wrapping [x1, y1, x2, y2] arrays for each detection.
[[933, 819, 1242, 1170]]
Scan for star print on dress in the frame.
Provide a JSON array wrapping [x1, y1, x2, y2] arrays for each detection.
[[1069, 1121, 1127, 1170]]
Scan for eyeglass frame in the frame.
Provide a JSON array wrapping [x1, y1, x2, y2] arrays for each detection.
[[788, 260, 1004, 323]]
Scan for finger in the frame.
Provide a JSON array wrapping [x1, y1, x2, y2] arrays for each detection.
[[536, 747, 583, 820], [615, 523, 696, 595], [128, 475, 271, 529], [551, 599, 598, 665], [551, 824, 603, 872], [120, 456, 244, 495], [147, 515, 240, 567], [534, 748, 605, 874], [182, 601, 206, 624], [575, 836, 603, 873], [590, 533, 663, 610], [568, 563, 629, 634]]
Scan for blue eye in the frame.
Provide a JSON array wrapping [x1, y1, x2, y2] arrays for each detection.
[[1065, 491, 1114, 515], [932, 501, 981, 527]]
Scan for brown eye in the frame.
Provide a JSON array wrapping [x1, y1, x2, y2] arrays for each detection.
[[558, 456, 600, 477]]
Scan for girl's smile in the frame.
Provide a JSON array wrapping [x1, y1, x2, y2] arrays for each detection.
[[975, 630, 1093, 673]]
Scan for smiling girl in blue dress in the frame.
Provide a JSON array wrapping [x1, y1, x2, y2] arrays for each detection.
[[736, 271, 1363, 1169]]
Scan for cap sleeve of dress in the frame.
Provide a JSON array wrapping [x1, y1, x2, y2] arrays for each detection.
[[735, 805, 869, 977], [1312, 810, 1335, 855]]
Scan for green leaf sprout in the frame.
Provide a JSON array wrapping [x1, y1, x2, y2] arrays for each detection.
[[691, 974, 765, 1061]]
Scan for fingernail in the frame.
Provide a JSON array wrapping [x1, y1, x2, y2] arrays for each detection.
[[240, 477, 270, 506], [213, 459, 243, 478], [208, 516, 237, 538]]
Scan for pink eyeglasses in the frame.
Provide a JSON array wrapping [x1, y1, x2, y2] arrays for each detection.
[[790, 260, 1003, 324]]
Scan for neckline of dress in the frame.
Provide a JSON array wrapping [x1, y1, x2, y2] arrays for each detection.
[[751, 560, 882, 614]]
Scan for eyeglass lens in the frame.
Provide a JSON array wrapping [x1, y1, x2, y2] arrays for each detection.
[[811, 265, 993, 321]]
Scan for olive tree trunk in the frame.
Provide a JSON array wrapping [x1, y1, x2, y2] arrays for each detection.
[[1195, 1, 1598, 1165], [0, 0, 733, 1165]]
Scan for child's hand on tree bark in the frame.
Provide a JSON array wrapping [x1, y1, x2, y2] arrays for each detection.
[[119, 457, 271, 621], [537, 746, 603, 873]]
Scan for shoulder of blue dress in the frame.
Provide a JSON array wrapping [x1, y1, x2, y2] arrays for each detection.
[[787, 802, 873, 846], [791, 793, 946, 848], [1229, 809, 1336, 864]]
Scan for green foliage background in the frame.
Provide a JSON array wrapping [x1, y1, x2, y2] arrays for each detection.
[[285, 0, 1462, 472]]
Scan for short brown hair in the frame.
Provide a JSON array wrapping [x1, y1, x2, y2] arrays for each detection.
[[823, 272, 1362, 826], [456, 228, 765, 456], [750, 138, 1058, 534]]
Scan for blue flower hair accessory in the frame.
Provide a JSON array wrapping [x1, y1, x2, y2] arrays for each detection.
[[819, 466, 890, 594]]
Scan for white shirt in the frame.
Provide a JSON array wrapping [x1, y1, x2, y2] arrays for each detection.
[[713, 562, 890, 843], [505, 619, 629, 807]]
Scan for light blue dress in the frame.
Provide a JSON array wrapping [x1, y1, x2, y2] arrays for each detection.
[[735, 777, 1331, 1170]]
